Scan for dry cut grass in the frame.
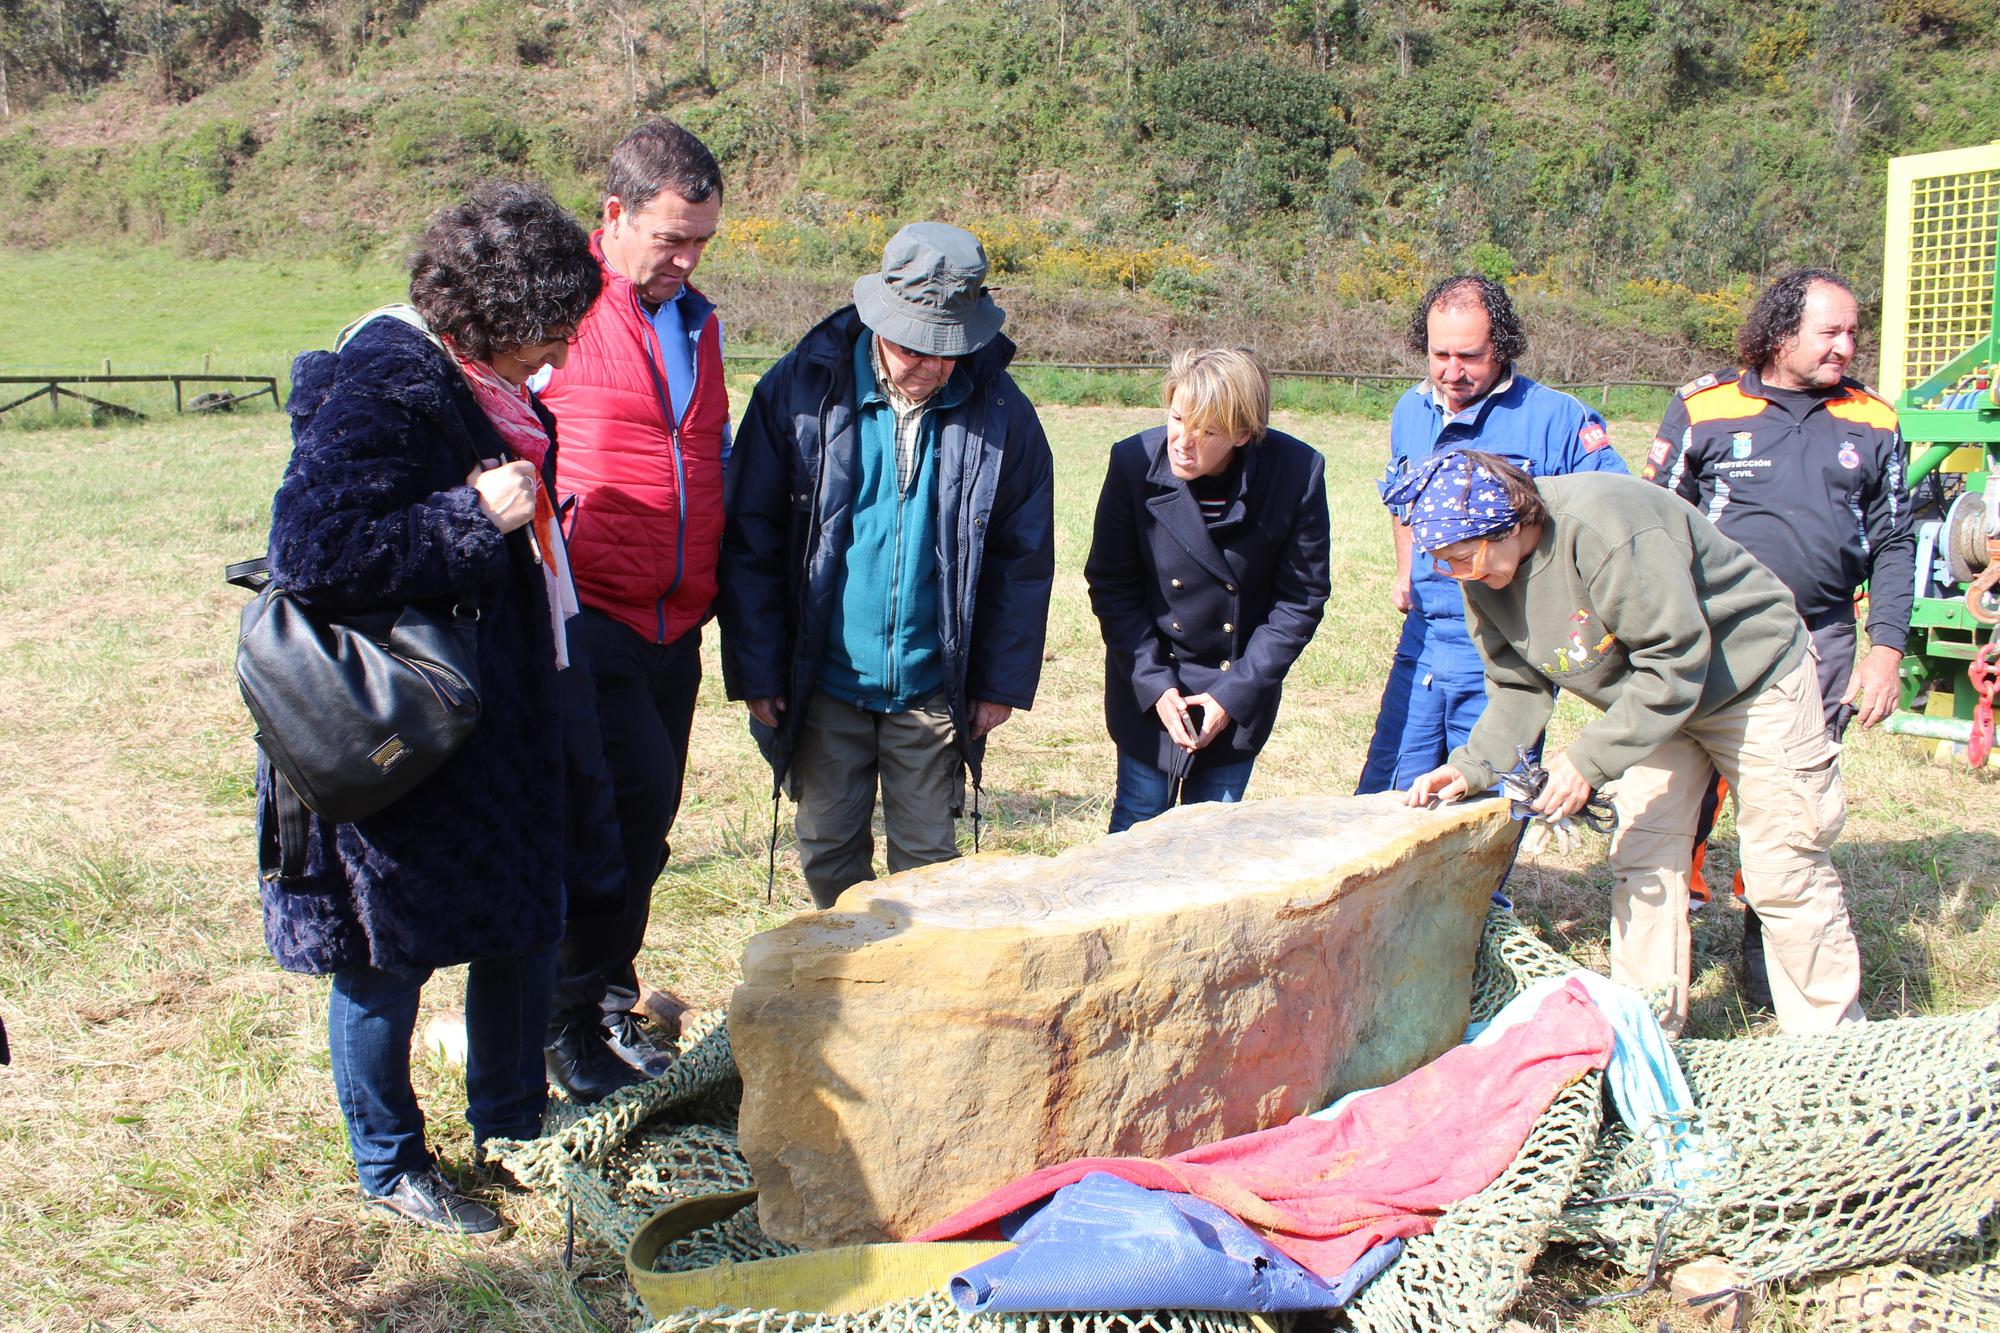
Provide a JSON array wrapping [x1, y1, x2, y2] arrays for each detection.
[[0, 406, 1994, 1330]]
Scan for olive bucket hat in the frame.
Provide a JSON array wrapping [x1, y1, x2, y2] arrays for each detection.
[[852, 222, 1006, 358]]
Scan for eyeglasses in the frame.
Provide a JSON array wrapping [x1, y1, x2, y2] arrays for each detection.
[[1432, 540, 1495, 580]]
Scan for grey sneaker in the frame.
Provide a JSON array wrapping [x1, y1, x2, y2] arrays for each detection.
[[362, 1166, 502, 1236], [602, 1010, 675, 1078]]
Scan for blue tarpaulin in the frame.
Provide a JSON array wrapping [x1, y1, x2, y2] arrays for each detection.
[[948, 1171, 1402, 1314]]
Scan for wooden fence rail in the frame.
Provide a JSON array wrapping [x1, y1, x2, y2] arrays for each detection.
[[0, 373, 280, 422]]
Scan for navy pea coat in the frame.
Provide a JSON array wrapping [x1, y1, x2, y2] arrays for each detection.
[[256, 317, 566, 976], [1084, 425, 1332, 771]]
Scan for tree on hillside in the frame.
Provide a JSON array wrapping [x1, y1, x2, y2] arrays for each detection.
[[1810, 0, 1896, 152], [1267, 0, 1353, 70], [1, 0, 121, 106], [1625, 0, 1725, 110]]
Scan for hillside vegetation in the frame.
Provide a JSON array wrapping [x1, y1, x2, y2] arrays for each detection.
[[3, 0, 1998, 374]]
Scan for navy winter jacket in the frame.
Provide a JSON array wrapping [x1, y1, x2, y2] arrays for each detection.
[[256, 318, 566, 976], [716, 306, 1056, 789], [1084, 426, 1332, 770]]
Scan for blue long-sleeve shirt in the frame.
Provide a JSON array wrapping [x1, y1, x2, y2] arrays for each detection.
[[1385, 372, 1629, 627]]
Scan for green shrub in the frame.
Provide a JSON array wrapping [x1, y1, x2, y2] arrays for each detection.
[[1144, 54, 1350, 217], [1461, 242, 1516, 283], [378, 97, 529, 172], [1146, 264, 1221, 314], [121, 122, 260, 232]]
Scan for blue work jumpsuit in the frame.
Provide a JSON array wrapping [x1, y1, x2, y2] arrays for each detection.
[[1356, 374, 1629, 794]]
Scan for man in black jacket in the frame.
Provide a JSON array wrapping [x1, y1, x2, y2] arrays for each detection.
[[716, 223, 1056, 908], [1647, 267, 1912, 1005]]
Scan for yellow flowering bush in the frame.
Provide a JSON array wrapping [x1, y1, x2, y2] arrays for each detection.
[[1331, 240, 1425, 305], [1032, 241, 1211, 291]]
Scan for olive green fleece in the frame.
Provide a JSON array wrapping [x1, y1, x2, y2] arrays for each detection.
[[1447, 473, 1808, 790]]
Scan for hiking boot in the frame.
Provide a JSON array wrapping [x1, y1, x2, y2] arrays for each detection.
[[603, 1010, 675, 1079], [363, 1166, 502, 1236], [545, 1019, 644, 1104]]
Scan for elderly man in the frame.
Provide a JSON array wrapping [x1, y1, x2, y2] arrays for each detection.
[[534, 120, 727, 1102], [1356, 274, 1628, 796], [718, 223, 1056, 909], [1648, 267, 1912, 1005]]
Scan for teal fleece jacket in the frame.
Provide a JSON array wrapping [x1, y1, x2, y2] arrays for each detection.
[[1449, 473, 1808, 790], [817, 334, 971, 710]]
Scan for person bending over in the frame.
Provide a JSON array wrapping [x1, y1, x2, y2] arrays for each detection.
[[1397, 450, 1865, 1037]]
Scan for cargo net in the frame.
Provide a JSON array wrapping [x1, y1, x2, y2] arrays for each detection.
[[492, 911, 2000, 1332], [1549, 990, 2000, 1307]]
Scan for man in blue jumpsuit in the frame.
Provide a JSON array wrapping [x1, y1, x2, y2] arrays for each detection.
[[1357, 274, 1629, 794]]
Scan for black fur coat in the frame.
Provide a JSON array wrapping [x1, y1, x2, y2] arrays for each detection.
[[258, 317, 565, 976]]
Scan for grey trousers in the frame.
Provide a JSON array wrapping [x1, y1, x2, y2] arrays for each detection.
[[792, 689, 962, 909]]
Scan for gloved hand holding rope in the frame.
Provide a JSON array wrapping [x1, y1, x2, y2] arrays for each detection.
[[1500, 746, 1616, 854], [1403, 745, 1616, 855]]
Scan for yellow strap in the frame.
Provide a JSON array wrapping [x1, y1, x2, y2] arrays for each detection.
[[627, 1191, 1011, 1318]]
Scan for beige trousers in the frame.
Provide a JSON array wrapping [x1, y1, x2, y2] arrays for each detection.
[[791, 689, 963, 909], [1604, 654, 1865, 1036]]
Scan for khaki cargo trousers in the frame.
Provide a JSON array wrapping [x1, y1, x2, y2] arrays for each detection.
[[791, 688, 963, 909], [1605, 652, 1865, 1037]]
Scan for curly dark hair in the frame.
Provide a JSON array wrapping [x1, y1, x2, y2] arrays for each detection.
[[1405, 274, 1529, 365], [1735, 267, 1851, 371], [605, 119, 723, 214], [408, 181, 601, 362]]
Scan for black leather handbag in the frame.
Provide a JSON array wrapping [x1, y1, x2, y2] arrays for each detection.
[[227, 557, 482, 881]]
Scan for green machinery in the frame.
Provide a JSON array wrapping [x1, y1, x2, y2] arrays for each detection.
[[1879, 142, 2000, 765]]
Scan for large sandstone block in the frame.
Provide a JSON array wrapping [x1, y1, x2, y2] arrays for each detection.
[[730, 793, 1516, 1249]]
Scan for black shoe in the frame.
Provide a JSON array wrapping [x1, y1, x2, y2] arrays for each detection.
[[544, 1019, 645, 1104], [362, 1166, 502, 1235], [1741, 904, 1775, 1013], [602, 1010, 676, 1078]]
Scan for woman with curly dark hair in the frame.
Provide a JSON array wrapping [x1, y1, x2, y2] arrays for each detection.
[[258, 181, 603, 1235]]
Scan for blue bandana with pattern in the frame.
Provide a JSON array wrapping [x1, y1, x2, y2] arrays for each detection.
[[1379, 449, 1521, 552]]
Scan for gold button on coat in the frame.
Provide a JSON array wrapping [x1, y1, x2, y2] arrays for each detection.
[[1221, 660, 1231, 670], [1223, 622, 1234, 633], [1171, 578, 1183, 588]]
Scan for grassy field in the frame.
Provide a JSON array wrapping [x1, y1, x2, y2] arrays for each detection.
[[0, 247, 1686, 431], [0, 404, 1994, 1331]]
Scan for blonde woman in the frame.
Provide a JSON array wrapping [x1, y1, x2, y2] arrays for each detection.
[[1084, 348, 1331, 831]]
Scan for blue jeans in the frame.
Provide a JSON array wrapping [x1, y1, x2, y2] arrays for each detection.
[[1108, 749, 1257, 834], [327, 951, 555, 1195], [1356, 615, 1490, 794]]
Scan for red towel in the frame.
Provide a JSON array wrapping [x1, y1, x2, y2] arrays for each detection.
[[915, 981, 1612, 1278]]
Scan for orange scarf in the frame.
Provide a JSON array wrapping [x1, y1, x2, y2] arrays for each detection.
[[449, 344, 579, 669]]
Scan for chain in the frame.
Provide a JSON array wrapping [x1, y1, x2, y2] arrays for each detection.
[[1969, 629, 1998, 769]]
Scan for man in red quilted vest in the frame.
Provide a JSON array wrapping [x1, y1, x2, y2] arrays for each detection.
[[535, 120, 727, 1101]]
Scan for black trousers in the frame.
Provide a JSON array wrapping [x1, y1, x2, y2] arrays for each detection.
[[550, 608, 702, 1028]]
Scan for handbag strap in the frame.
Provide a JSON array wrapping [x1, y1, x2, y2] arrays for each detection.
[[225, 557, 271, 592], [1164, 744, 1194, 809], [258, 768, 314, 882], [224, 554, 479, 620]]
